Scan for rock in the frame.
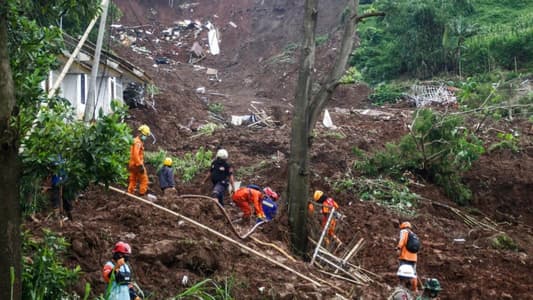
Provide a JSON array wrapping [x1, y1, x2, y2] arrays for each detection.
[[138, 239, 180, 264], [71, 239, 87, 257], [501, 292, 513, 299]]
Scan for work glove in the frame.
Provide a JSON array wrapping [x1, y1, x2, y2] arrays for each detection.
[[138, 165, 145, 173], [114, 258, 125, 271]]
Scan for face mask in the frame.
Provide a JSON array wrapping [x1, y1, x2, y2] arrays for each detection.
[[140, 135, 147, 141]]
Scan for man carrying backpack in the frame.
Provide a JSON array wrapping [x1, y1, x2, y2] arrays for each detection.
[[396, 221, 420, 292]]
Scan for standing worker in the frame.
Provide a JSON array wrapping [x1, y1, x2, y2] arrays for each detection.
[[158, 157, 176, 196], [128, 125, 150, 196], [231, 185, 267, 222], [102, 242, 141, 300], [309, 190, 343, 247], [396, 222, 419, 292], [204, 148, 235, 206]]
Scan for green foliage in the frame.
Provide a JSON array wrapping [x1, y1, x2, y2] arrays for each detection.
[[22, 229, 81, 300], [488, 132, 520, 153], [172, 277, 235, 300], [353, 0, 533, 82], [208, 102, 225, 114], [491, 233, 519, 251], [331, 176, 419, 215], [356, 109, 484, 204], [197, 123, 219, 136], [145, 147, 213, 182], [368, 83, 406, 105], [235, 160, 268, 178], [339, 67, 363, 84], [20, 101, 132, 214], [315, 34, 329, 46]]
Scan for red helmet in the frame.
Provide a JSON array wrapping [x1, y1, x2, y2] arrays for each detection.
[[263, 187, 279, 201], [112, 242, 131, 254]]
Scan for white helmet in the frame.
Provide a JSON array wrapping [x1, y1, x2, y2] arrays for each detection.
[[216, 149, 228, 160], [397, 264, 416, 278]]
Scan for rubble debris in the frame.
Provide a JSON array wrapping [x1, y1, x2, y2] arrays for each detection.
[[351, 109, 395, 120], [154, 57, 170, 64], [196, 87, 206, 94], [189, 41, 206, 64], [409, 83, 458, 107], [206, 68, 219, 81], [229, 21, 238, 28], [206, 21, 220, 55], [123, 82, 146, 108], [231, 114, 259, 126], [322, 109, 336, 129]]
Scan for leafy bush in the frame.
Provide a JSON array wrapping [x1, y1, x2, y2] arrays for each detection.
[[331, 176, 419, 215], [19, 101, 132, 214], [22, 229, 81, 299], [145, 147, 213, 182], [339, 67, 363, 84], [315, 34, 329, 46], [356, 109, 484, 204], [488, 132, 520, 153], [368, 83, 406, 105], [491, 233, 519, 251], [208, 102, 224, 114]]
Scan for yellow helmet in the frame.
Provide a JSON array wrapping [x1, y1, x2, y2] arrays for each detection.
[[313, 190, 324, 201], [163, 157, 173, 166], [138, 124, 151, 136]]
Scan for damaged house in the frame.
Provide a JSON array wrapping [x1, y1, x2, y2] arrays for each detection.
[[42, 34, 152, 119]]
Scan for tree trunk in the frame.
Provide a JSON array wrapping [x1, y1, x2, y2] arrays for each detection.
[[0, 1, 22, 299], [287, 0, 318, 257], [288, 0, 364, 256]]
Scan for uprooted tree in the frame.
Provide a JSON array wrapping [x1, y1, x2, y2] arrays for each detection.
[[287, 0, 384, 256]]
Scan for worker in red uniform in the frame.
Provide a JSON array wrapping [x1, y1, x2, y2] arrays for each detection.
[[128, 125, 150, 196], [231, 185, 267, 222], [396, 221, 419, 292], [309, 190, 342, 247]]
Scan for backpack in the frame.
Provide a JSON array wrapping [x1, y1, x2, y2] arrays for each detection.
[[406, 231, 420, 253], [246, 184, 262, 191]]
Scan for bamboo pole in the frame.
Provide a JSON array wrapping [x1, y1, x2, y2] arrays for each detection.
[[105, 186, 322, 287]]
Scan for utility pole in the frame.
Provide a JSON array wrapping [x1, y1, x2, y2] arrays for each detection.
[[84, 0, 110, 122]]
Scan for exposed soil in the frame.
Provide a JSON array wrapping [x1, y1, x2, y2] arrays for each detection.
[[26, 1, 533, 299]]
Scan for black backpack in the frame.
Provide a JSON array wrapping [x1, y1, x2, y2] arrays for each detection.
[[406, 231, 421, 253]]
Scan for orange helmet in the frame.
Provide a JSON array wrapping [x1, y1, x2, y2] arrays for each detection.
[[112, 241, 131, 254], [399, 222, 412, 229], [313, 190, 324, 201]]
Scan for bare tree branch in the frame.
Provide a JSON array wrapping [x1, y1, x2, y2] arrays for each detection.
[[353, 12, 385, 23]]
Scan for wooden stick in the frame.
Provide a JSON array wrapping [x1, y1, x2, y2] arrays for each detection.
[[104, 185, 322, 287], [317, 269, 362, 285], [250, 237, 296, 262]]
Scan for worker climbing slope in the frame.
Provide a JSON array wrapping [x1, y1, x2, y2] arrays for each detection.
[[396, 221, 420, 292], [204, 148, 235, 206], [308, 190, 343, 247], [128, 125, 151, 196]]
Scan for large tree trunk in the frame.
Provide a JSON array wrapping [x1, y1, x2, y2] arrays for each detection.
[[287, 0, 318, 257], [0, 1, 22, 299], [288, 0, 365, 256]]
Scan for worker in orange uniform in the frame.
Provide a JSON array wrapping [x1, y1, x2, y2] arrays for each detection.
[[128, 125, 150, 196], [231, 185, 267, 223], [102, 242, 141, 300], [309, 190, 342, 247], [396, 221, 419, 292]]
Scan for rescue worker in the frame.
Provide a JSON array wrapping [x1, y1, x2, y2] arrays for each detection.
[[388, 264, 417, 300], [157, 157, 176, 195], [42, 155, 73, 221], [308, 190, 342, 247], [203, 148, 235, 206], [396, 222, 418, 292], [231, 185, 267, 222], [262, 187, 280, 221], [128, 125, 150, 196], [102, 242, 141, 300]]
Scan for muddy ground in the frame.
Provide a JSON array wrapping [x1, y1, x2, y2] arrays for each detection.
[[27, 1, 533, 299]]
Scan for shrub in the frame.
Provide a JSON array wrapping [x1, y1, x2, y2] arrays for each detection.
[[369, 83, 406, 105], [339, 67, 363, 84], [22, 229, 82, 299], [356, 109, 484, 204], [145, 147, 213, 182]]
